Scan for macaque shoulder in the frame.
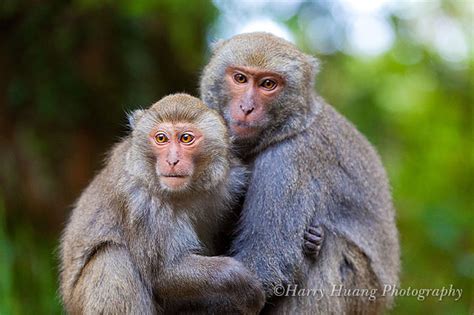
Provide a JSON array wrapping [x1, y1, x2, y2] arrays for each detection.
[[248, 104, 364, 184], [63, 140, 132, 248]]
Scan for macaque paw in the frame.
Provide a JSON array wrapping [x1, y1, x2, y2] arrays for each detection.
[[304, 225, 324, 259]]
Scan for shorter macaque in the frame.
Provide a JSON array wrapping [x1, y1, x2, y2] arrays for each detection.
[[59, 94, 265, 314]]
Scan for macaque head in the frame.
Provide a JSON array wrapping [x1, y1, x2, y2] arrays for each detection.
[[129, 94, 229, 193], [200, 32, 319, 141]]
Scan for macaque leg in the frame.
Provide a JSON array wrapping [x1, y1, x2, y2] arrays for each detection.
[[69, 245, 156, 315], [158, 254, 264, 314]]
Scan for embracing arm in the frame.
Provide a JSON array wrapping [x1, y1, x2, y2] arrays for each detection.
[[156, 254, 265, 314], [229, 149, 318, 297]]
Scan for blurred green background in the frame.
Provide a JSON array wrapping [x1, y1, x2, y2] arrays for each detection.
[[0, 0, 472, 314]]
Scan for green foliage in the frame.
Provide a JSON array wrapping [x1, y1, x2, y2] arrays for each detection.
[[0, 198, 61, 314]]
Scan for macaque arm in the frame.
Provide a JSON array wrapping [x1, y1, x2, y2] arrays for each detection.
[[157, 254, 264, 314], [69, 244, 156, 314], [230, 146, 316, 296]]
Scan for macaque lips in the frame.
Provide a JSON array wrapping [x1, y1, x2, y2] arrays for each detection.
[[160, 175, 190, 191]]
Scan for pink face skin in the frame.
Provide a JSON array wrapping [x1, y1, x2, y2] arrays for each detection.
[[149, 122, 203, 191], [225, 66, 284, 139]]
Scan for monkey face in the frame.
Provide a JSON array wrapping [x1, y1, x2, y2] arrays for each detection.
[[224, 66, 284, 139], [131, 94, 230, 193], [201, 33, 319, 145], [149, 122, 204, 192]]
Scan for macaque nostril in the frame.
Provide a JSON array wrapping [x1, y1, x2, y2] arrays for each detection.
[[240, 105, 254, 115], [167, 159, 179, 166]]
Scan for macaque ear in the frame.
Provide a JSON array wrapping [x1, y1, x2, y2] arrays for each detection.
[[128, 109, 146, 130], [306, 55, 320, 77], [210, 39, 226, 54]]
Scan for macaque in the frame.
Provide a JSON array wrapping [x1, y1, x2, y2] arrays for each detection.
[[59, 94, 265, 314], [200, 32, 400, 314]]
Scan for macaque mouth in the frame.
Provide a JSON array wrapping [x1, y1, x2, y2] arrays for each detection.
[[162, 174, 188, 178], [231, 120, 260, 129]]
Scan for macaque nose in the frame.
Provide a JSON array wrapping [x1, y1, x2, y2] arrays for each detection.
[[240, 104, 254, 115], [166, 158, 179, 166]]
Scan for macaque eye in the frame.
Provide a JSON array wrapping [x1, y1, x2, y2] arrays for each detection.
[[155, 132, 169, 144], [260, 79, 277, 90], [233, 73, 247, 84], [179, 133, 195, 144]]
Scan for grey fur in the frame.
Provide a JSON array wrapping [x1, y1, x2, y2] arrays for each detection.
[[200, 32, 400, 314]]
